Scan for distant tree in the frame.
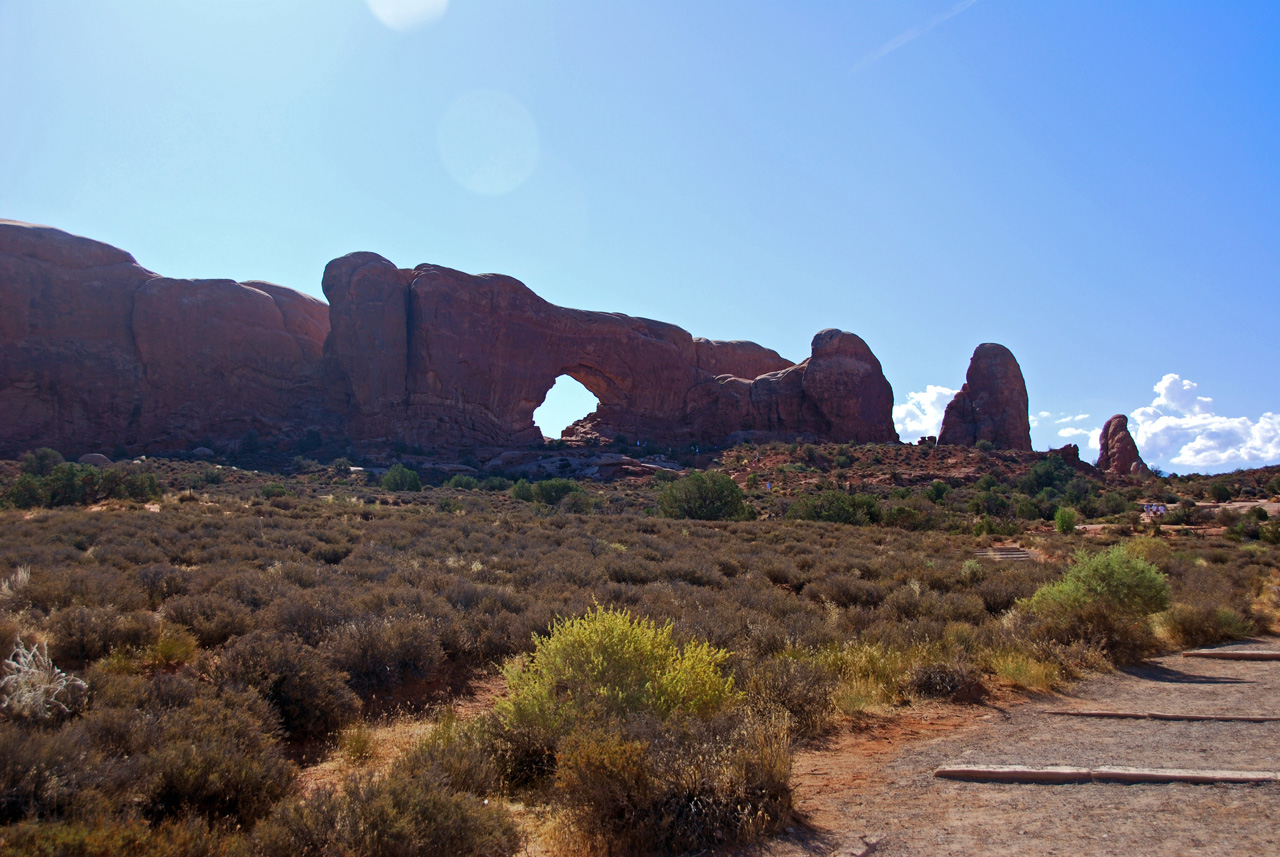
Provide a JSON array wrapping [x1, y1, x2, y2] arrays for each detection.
[[658, 472, 753, 521], [1054, 506, 1078, 535], [382, 464, 422, 492], [19, 448, 64, 477]]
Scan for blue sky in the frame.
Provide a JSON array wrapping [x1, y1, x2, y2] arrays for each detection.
[[2, 1, 1277, 473]]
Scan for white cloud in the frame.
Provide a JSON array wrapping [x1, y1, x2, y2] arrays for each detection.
[[1057, 426, 1102, 451], [1054, 413, 1090, 424], [1130, 373, 1280, 471], [852, 0, 982, 73], [893, 385, 957, 442]]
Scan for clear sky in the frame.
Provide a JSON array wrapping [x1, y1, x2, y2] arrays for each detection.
[[3, 0, 1277, 473]]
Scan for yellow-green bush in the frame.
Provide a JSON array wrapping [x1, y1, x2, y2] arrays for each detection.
[[495, 606, 789, 854], [498, 606, 738, 758]]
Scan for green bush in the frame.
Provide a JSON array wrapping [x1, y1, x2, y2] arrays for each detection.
[[786, 491, 879, 525], [1028, 546, 1170, 618], [1025, 545, 1171, 664], [382, 464, 422, 492], [532, 478, 580, 506], [496, 607, 789, 854], [260, 484, 293, 500], [18, 449, 64, 477], [509, 479, 535, 502], [499, 606, 738, 752], [6, 463, 160, 509], [444, 474, 480, 491], [1054, 506, 1077, 535], [657, 472, 753, 521]]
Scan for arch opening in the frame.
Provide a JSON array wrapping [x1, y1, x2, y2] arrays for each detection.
[[532, 374, 601, 441]]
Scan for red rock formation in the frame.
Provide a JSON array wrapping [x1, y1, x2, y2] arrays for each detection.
[[1096, 414, 1150, 477], [0, 220, 329, 456], [2, 222, 898, 456], [937, 343, 1032, 451], [693, 339, 792, 380], [321, 255, 899, 449]]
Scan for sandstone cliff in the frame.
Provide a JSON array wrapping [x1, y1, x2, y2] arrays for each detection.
[[1, 223, 899, 456], [0, 220, 330, 456]]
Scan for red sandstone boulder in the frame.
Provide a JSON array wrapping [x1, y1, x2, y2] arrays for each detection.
[[937, 343, 1032, 451], [1096, 414, 1150, 477]]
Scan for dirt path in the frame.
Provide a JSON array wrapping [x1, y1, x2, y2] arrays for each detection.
[[765, 638, 1280, 857]]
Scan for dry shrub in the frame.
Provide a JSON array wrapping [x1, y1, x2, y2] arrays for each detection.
[[214, 632, 359, 741], [905, 662, 976, 699], [0, 816, 247, 857], [984, 651, 1062, 692], [0, 723, 81, 822], [162, 594, 250, 647], [45, 606, 160, 664], [398, 712, 502, 797], [321, 616, 444, 697], [139, 689, 293, 824], [554, 710, 791, 856], [1156, 604, 1254, 648], [1028, 601, 1160, 666], [253, 768, 520, 857], [735, 654, 835, 739]]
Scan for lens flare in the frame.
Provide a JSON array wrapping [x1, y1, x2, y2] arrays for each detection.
[[437, 90, 540, 196], [365, 0, 448, 31]]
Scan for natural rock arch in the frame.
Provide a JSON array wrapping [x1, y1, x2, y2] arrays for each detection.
[[322, 254, 900, 450]]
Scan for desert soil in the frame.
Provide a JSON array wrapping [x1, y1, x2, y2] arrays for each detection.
[[762, 637, 1280, 857]]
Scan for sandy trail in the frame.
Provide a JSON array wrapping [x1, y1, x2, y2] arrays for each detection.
[[764, 638, 1280, 857]]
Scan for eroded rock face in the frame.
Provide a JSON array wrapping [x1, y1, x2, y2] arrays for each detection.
[[1, 222, 898, 456], [1096, 414, 1150, 477], [0, 220, 330, 456], [937, 343, 1032, 451], [321, 255, 899, 448]]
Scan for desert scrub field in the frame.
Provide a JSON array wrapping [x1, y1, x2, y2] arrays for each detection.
[[0, 447, 1276, 855]]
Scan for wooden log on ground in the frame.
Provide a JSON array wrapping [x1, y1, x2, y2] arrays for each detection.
[[1182, 650, 1280, 661], [934, 765, 1280, 785], [1043, 709, 1280, 723]]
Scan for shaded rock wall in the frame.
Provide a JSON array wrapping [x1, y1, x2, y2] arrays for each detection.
[[937, 343, 1033, 451], [0, 220, 330, 456]]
